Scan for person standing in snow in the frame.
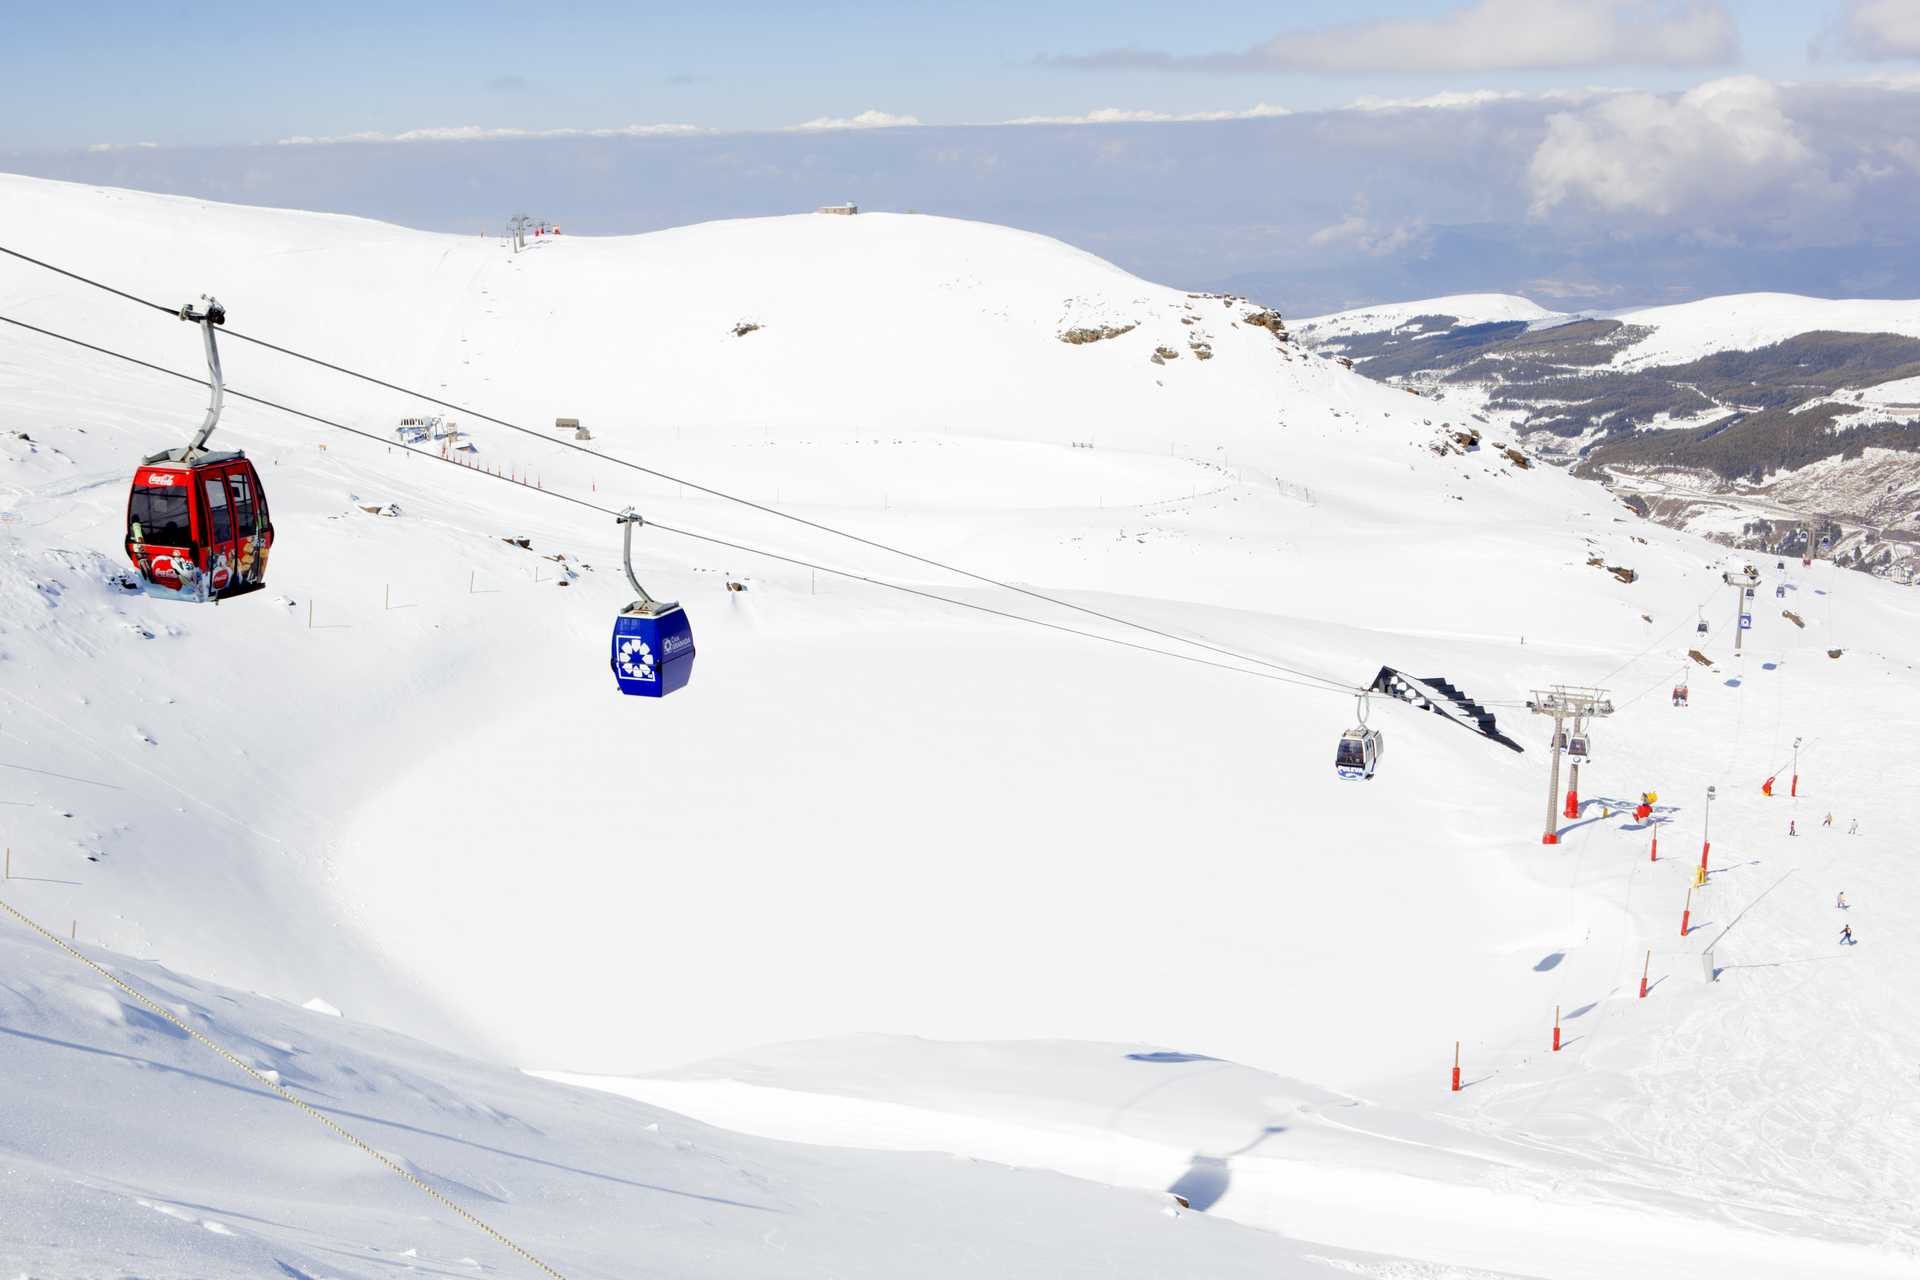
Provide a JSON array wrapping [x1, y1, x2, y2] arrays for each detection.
[[1823, 812, 1833, 827], [1849, 818, 1859, 835], [1840, 924, 1855, 945], [1789, 819, 1798, 836]]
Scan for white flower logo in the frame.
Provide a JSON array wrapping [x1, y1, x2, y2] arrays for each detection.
[[617, 636, 656, 681]]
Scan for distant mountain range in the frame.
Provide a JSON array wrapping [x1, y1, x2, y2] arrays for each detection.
[[1296, 293, 1920, 581]]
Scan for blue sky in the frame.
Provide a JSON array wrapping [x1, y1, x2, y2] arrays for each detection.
[[6, 3, 1920, 314], [1, 1, 1907, 150]]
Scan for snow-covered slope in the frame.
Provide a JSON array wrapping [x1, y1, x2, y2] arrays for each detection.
[[3, 174, 1918, 1277], [1293, 292, 1566, 344], [1610, 292, 1920, 369], [1294, 288, 1920, 578], [0, 926, 1343, 1279]]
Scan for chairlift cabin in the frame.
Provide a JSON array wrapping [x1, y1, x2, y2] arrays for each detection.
[[1672, 684, 1689, 707], [1334, 693, 1383, 780], [1567, 734, 1591, 763], [123, 298, 274, 602], [1550, 729, 1570, 752], [609, 510, 694, 697], [1775, 584, 1786, 598], [1696, 618, 1709, 635]]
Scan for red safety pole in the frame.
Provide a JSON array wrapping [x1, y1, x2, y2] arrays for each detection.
[[1564, 788, 1579, 820], [1681, 884, 1693, 937], [1639, 950, 1651, 998], [1790, 773, 1799, 797], [1651, 831, 1659, 861], [1552, 1006, 1562, 1052], [1451, 1041, 1461, 1093]]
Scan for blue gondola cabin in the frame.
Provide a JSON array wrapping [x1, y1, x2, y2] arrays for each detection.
[[611, 605, 695, 697]]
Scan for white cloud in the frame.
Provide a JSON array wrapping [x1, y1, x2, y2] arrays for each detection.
[[1834, 0, 1920, 59], [1048, 0, 1737, 73], [85, 141, 159, 153], [1527, 76, 1815, 218], [1005, 103, 1292, 125], [1343, 87, 1615, 112], [782, 110, 920, 132], [1308, 199, 1431, 257], [276, 123, 708, 146]]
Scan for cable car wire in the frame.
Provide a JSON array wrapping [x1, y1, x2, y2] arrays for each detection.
[[0, 242, 1359, 695], [0, 310, 1356, 697]]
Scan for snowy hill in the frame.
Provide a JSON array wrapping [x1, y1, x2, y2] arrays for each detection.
[[3, 174, 1919, 1277], [1296, 289, 1920, 580], [1292, 293, 1567, 345]]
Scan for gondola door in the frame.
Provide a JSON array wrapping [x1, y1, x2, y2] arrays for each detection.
[[224, 462, 272, 593], [199, 469, 239, 597]]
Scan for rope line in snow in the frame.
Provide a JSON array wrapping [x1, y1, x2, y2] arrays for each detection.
[[0, 893, 571, 1280]]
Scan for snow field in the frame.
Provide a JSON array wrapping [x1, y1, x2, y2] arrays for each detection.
[[1, 174, 1917, 1276]]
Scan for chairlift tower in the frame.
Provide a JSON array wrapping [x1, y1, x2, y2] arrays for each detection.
[[1527, 686, 1614, 845], [1723, 565, 1760, 653], [508, 213, 533, 253]]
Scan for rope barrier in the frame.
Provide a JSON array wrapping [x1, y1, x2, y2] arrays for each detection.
[[0, 893, 569, 1280]]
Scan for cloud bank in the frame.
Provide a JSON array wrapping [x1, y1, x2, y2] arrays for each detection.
[[16, 76, 1920, 317], [1046, 0, 1737, 73], [1834, 0, 1920, 59], [1527, 76, 1814, 218]]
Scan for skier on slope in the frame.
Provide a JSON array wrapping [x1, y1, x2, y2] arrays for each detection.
[[1823, 813, 1834, 827], [1840, 924, 1855, 945], [1849, 818, 1859, 835], [1837, 891, 1849, 910], [1789, 819, 1798, 836]]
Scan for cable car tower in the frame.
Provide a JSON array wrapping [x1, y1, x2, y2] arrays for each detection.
[[1723, 564, 1761, 653], [1527, 686, 1613, 844]]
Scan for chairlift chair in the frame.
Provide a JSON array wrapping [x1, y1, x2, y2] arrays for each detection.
[[1334, 693, 1383, 780], [123, 298, 274, 601], [610, 510, 695, 697]]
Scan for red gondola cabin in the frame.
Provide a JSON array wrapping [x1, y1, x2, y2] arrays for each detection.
[[126, 455, 273, 601], [122, 295, 275, 602]]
